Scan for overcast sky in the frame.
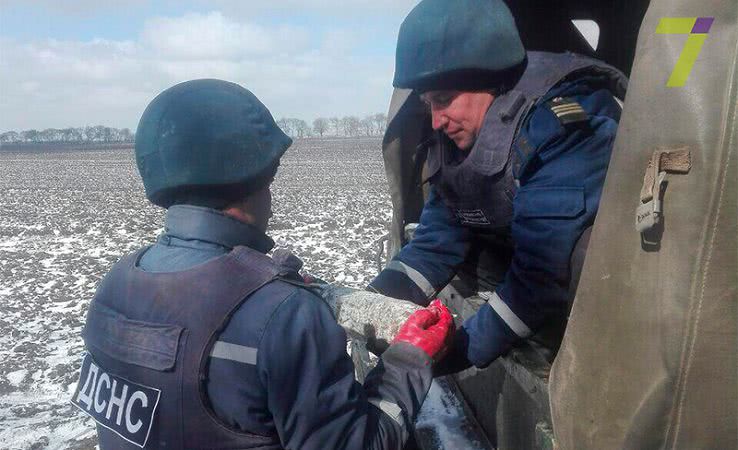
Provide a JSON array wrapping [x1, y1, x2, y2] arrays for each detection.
[[0, 0, 421, 131]]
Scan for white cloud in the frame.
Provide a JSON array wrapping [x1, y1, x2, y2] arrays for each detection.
[[141, 12, 310, 60], [0, 10, 399, 131]]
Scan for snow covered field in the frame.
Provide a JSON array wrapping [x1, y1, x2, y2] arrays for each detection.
[[0, 138, 391, 449]]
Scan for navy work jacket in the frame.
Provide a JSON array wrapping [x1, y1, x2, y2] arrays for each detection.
[[370, 76, 622, 368], [135, 205, 431, 449]]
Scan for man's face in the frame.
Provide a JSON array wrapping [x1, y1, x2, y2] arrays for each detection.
[[420, 90, 495, 150], [223, 173, 275, 233], [246, 181, 273, 233]]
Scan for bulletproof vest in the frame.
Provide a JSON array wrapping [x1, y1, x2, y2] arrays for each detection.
[[74, 246, 292, 449], [426, 51, 628, 231]]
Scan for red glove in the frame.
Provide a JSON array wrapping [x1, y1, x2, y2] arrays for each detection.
[[393, 299, 455, 360]]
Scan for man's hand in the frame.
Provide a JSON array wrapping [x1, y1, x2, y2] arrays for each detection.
[[393, 299, 455, 360]]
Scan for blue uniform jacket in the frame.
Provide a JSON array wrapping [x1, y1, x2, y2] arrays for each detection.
[[138, 205, 432, 449], [369, 76, 622, 368]]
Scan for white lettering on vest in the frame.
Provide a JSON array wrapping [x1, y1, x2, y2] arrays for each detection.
[[76, 361, 99, 411], [125, 390, 147, 434], [94, 373, 110, 414], [106, 379, 129, 426], [72, 354, 163, 448]]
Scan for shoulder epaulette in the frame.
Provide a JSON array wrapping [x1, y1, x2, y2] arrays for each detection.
[[546, 96, 588, 125]]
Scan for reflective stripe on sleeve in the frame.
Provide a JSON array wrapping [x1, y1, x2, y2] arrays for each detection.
[[385, 260, 435, 297], [482, 291, 532, 338], [367, 397, 405, 429], [209, 341, 258, 365]]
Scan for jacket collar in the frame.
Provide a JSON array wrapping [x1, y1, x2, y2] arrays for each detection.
[[163, 205, 275, 254]]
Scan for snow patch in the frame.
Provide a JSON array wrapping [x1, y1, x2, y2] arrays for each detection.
[[416, 379, 489, 450], [6, 370, 27, 386], [1, 139, 392, 449]]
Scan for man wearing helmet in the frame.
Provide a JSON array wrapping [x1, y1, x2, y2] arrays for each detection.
[[369, 0, 627, 371], [74, 79, 454, 449]]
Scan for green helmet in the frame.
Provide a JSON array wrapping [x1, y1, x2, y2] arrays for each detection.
[[393, 0, 526, 91], [135, 79, 292, 208]]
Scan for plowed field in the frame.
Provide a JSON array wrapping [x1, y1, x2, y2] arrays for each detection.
[[0, 138, 391, 449]]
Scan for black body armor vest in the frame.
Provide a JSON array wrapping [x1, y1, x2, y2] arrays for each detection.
[[426, 51, 627, 231], [76, 246, 289, 449]]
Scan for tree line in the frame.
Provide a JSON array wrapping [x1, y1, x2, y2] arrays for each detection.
[[0, 113, 388, 144], [277, 114, 387, 139], [0, 126, 134, 144]]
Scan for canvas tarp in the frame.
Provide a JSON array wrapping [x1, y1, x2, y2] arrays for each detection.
[[549, 1, 738, 449]]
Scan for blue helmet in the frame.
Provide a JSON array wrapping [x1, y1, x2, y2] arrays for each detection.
[[393, 0, 526, 91], [135, 79, 291, 208]]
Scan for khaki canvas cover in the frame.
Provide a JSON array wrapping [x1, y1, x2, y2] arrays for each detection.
[[550, 1, 738, 449]]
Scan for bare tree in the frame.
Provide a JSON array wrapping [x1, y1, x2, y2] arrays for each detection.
[[0, 131, 19, 143], [21, 129, 39, 142], [87, 125, 108, 142], [313, 118, 328, 137], [276, 118, 292, 137], [289, 119, 311, 138], [62, 127, 82, 142], [279, 119, 311, 139], [84, 126, 99, 142], [341, 116, 361, 137], [120, 128, 134, 142], [329, 117, 341, 136], [372, 113, 388, 136], [102, 126, 116, 142], [360, 117, 374, 136]]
